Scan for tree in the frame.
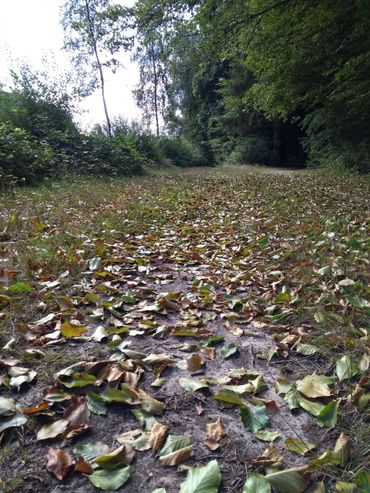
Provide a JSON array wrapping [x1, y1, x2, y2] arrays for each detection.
[[62, 0, 130, 138], [133, 31, 169, 136]]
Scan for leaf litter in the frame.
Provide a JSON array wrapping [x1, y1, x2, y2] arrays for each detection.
[[0, 168, 369, 492]]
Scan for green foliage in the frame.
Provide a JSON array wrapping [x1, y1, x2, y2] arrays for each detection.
[[0, 122, 58, 186], [227, 137, 271, 165], [130, 0, 370, 172]]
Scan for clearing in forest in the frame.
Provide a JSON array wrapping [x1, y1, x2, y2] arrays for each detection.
[[0, 166, 369, 493]]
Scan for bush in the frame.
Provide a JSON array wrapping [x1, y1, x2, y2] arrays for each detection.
[[78, 134, 144, 176], [158, 137, 206, 167], [0, 123, 59, 186], [227, 136, 271, 164]]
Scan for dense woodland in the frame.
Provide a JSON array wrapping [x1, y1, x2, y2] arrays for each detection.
[[1, 0, 370, 186]]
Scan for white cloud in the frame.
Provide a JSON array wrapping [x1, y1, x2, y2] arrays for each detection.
[[0, 0, 141, 129]]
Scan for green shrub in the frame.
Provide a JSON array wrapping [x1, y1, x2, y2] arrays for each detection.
[[227, 136, 271, 165], [0, 123, 59, 186], [158, 137, 206, 167], [77, 133, 144, 176]]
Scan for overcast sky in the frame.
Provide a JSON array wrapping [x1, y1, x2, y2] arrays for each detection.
[[0, 0, 141, 129]]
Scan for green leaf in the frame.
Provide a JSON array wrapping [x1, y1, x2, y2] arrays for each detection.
[[131, 409, 156, 430], [88, 465, 131, 490], [159, 435, 191, 457], [356, 470, 370, 493], [59, 372, 96, 388], [85, 292, 100, 304], [284, 388, 300, 410], [309, 451, 340, 469], [87, 393, 107, 415], [121, 293, 137, 304], [297, 395, 325, 416], [285, 438, 315, 456], [296, 344, 319, 356], [265, 466, 309, 493], [7, 282, 32, 294], [317, 400, 339, 428], [199, 336, 224, 347], [180, 378, 209, 392], [240, 405, 269, 433], [258, 347, 278, 361], [336, 355, 359, 381], [219, 342, 238, 359], [180, 459, 221, 493], [60, 321, 86, 337], [242, 475, 271, 493], [101, 386, 138, 405], [151, 489, 167, 493], [213, 389, 245, 406], [255, 430, 281, 442], [275, 378, 293, 395], [296, 374, 332, 398], [335, 482, 357, 493], [73, 442, 110, 463], [95, 445, 132, 469]]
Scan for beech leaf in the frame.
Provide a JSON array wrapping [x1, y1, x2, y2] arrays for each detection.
[[180, 459, 221, 493], [87, 465, 131, 490]]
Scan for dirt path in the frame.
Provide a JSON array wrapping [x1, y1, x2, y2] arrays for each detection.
[[0, 168, 369, 492]]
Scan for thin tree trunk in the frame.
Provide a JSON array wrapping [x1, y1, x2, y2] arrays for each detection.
[[150, 42, 160, 137], [272, 118, 283, 165], [85, 0, 112, 138]]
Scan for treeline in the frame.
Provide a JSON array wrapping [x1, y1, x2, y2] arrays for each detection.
[[1, 0, 369, 186], [0, 65, 205, 187], [128, 0, 370, 172]]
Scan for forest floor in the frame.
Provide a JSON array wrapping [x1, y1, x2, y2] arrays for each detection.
[[0, 165, 369, 493]]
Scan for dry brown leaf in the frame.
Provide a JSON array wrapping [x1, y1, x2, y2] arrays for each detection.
[[63, 423, 92, 439], [64, 396, 90, 425], [201, 347, 216, 360], [195, 404, 204, 415], [139, 390, 164, 415], [22, 402, 51, 415], [158, 444, 193, 466], [250, 397, 279, 413], [186, 353, 203, 372], [248, 443, 284, 466], [75, 456, 93, 474], [45, 447, 74, 480], [204, 418, 225, 450], [149, 421, 170, 451]]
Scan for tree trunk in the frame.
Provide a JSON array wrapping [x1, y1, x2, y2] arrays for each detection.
[[271, 118, 283, 165], [150, 42, 160, 137], [85, 0, 112, 138]]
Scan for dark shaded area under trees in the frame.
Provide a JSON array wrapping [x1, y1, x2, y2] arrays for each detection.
[[1, 0, 369, 186]]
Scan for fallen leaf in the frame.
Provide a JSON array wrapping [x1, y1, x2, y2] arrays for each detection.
[[149, 421, 170, 451], [180, 459, 221, 493], [285, 438, 316, 456], [88, 465, 131, 491], [205, 418, 225, 450], [37, 419, 69, 440], [46, 448, 74, 480], [60, 321, 86, 337]]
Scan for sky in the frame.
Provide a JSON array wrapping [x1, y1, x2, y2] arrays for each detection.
[[0, 0, 141, 129]]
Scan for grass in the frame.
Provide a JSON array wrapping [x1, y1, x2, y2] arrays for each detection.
[[0, 164, 369, 491]]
